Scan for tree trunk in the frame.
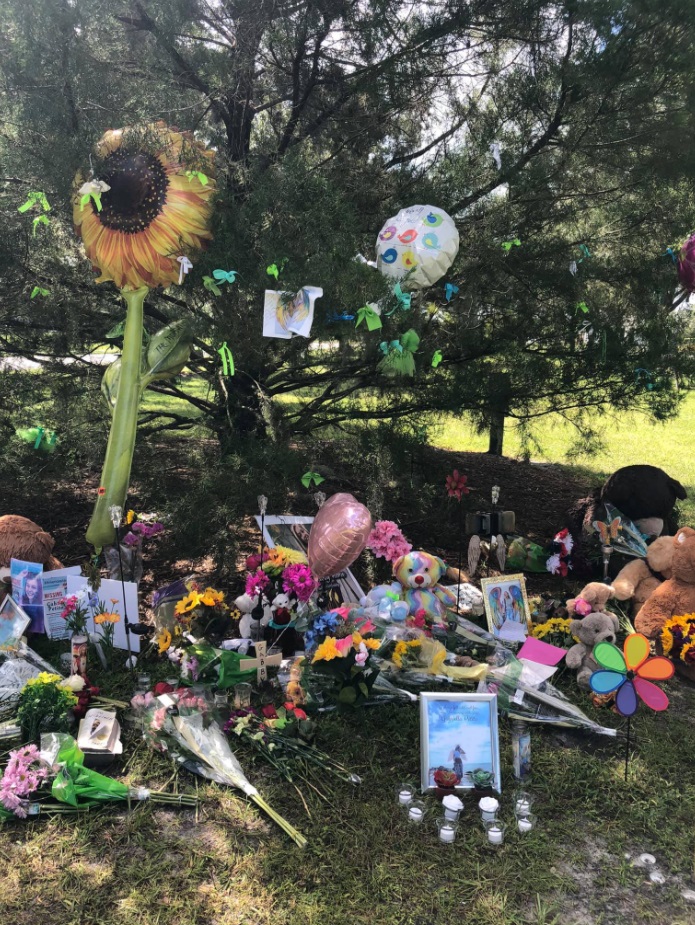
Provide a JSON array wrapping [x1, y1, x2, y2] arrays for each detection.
[[488, 410, 505, 455], [486, 372, 511, 456]]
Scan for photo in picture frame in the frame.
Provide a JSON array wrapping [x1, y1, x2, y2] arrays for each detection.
[[255, 515, 364, 607], [480, 573, 531, 642], [0, 595, 32, 650], [420, 692, 501, 793]]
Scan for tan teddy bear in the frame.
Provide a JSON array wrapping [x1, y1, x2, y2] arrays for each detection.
[[611, 536, 673, 619], [566, 611, 620, 690], [635, 527, 695, 639], [566, 581, 615, 616]]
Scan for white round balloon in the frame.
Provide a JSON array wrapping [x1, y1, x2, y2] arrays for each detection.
[[375, 204, 459, 290]]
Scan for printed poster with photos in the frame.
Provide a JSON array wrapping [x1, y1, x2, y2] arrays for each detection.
[[420, 692, 501, 793], [255, 515, 364, 607]]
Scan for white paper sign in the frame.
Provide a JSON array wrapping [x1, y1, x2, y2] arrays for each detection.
[[43, 567, 83, 640], [66, 576, 141, 653], [262, 286, 322, 339]]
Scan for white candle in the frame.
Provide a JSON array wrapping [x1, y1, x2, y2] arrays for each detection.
[[439, 825, 456, 843], [515, 798, 531, 815], [399, 790, 413, 805], [442, 794, 463, 821], [487, 825, 504, 845], [408, 806, 423, 823], [479, 796, 499, 822], [517, 817, 533, 833]]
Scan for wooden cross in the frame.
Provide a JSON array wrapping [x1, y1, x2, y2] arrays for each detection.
[[243, 641, 282, 683]]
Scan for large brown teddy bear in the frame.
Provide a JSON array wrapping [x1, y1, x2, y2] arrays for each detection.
[[0, 515, 63, 590], [612, 536, 673, 619], [635, 528, 695, 639]]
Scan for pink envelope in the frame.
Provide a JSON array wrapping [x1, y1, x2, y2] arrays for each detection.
[[517, 636, 566, 666]]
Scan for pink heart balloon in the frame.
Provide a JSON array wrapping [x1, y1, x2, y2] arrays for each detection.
[[308, 493, 372, 580]]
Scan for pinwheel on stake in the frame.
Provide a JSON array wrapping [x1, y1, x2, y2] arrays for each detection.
[[589, 633, 673, 780]]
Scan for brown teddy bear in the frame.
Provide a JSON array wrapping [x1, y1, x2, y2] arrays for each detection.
[[611, 536, 673, 619], [0, 515, 63, 596], [566, 581, 615, 616], [635, 527, 695, 639], [565, 611, 620, 690]]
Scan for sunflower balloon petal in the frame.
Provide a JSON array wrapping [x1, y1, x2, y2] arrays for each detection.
[[76, 123, 216, 549]]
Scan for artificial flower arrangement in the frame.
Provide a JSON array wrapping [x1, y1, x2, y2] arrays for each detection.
[[659, 613, 695, 665], [546, 528, 573, 577], [366, 520, 412, 564], [303, 607, 381, 707]]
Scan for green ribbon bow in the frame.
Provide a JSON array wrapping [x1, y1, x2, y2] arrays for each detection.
[[32, 215, 50, 236], [80, 191, 103, 212], [212, 269, 239, 285], [501, 238, 521, 252], [18, 191, 51, 214], [301, 471, 325, 488], [218, 342, 235, 376], [377, 329, 420, 378], [576, 301, 589, 314], [184, 170, 209, 186], [431, 349, 443, 368], [202, 276, 222, 296], [355, 305, 382, 331], [266, 259, 288, 281], [30, 286, 49, 299]]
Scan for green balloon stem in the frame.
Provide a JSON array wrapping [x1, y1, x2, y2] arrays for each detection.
[[86, 286, 148, 549]]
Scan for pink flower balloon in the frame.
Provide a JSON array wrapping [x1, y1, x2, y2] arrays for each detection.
[[307, 493, 372, 580]]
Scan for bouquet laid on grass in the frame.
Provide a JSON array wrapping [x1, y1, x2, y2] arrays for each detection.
[[303, 607, 381, 708], [224, 702, 361, 798], [171, 582, 230, 644], [131, 688, 307, 846], [0, 735, 195, 821], [660, 614, 695, 664], [531, 616, 575, 648]]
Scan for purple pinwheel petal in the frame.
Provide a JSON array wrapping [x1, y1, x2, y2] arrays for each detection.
[[615, 679, 638, 717]]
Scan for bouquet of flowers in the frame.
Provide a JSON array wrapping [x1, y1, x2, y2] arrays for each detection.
[[105, 510, 164, 584], [160, 581, 230, 649], [245, 546, 317, 609], [60, 590, 95, 635], [660, 614, 695, 665], [531, 616, 575, 648], [17, 673, 78, 743], [303, 608, 381, 707], [224, 702, 361, 795], [378, 630, 423, 670], [92, 598, 121, 664], [366, 521, 412, 564], [131, 689, 307, 846]]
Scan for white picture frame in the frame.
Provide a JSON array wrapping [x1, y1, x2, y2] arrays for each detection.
[[420, 691, 501, 793], [255, 515, 364, 605]]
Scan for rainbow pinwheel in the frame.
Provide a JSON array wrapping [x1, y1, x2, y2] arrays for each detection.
[[589, 633, 674, 716]]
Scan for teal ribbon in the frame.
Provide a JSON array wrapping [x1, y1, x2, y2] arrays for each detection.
[[578, 244, 591, 261], [664, 248, 677, 264], [218, 342, 235, 376], [444, 283, 458, 302], [634, 368, 654, 390], [18, 191, 51, 214], [385, 283, 411, 315], [212, 269, 239, 285], [380, 339, 403, 355]]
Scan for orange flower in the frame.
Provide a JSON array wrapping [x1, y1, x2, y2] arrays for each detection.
[[73, 122, 215, 291]]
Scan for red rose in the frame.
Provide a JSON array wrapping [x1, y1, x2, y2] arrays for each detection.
[[261, 704, 277, 719], [292, 707, 307, 720], [154, 682, 174, 695]]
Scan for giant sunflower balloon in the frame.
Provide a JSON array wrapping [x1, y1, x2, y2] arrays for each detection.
[[75, 123, 216, 549]]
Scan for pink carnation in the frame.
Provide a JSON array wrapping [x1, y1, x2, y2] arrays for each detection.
[[0, 745, 48, 817], [282, 563, 318, 602], [367, 520, 412, 563], [245, 568, 270, 597]]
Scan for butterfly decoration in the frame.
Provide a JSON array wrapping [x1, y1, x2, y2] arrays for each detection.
[[589, 634, 673, 717], [301, 471, 325, 489], [501, 238, 521, 252], [593, 517, 621, 546], [355, 305, 382, 331]]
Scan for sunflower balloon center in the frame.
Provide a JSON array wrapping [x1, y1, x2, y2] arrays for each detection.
[[98, 151, 169, 233]]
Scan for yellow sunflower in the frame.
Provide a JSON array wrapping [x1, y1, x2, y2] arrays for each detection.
[[157, 629, 172, 653], [175, 591, 202, 615], [73, 122, 215, 291], [199, 588, 225, 607]]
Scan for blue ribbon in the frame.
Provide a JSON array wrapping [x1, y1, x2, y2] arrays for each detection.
[[444, 283, 459, 302], [212, 269, 239, 284]]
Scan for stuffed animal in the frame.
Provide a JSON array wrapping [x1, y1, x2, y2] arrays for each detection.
[[635, 527, 695, 639], [285, 657, 306, 706], [359, 583, 410, 622], [0, 514, 63, 575], [393, 551, 457, 623], [234, 592, 272, 640], [566, 611, 620, 690], [566, 581, 615, 616], [612, 536, 673, 618]]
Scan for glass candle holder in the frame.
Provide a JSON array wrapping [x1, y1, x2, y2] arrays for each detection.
[[436, 817, 458, 844], [516, 813, 536, 835], [137, 673, 151, 693], [442, 793, 464, 822], [396, 783, 415, 806], [165, 677, 179, 688], [478, 796, 499, 822], [233, 682, 253, 709], [484, 819, 506, 846], [407, 800, 426, 823], [514, 790, 534, 817]]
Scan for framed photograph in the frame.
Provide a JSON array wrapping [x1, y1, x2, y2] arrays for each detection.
[[0, 595, 32, 650], [255, 515, 364, 607], [420, 692, 501, 793], [480, 573, 531, 642]]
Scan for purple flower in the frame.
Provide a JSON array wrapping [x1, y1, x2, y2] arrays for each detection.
[[245, 569, 270, 597]]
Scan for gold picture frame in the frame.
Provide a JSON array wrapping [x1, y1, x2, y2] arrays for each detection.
[[480, 573, 531, 641]]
